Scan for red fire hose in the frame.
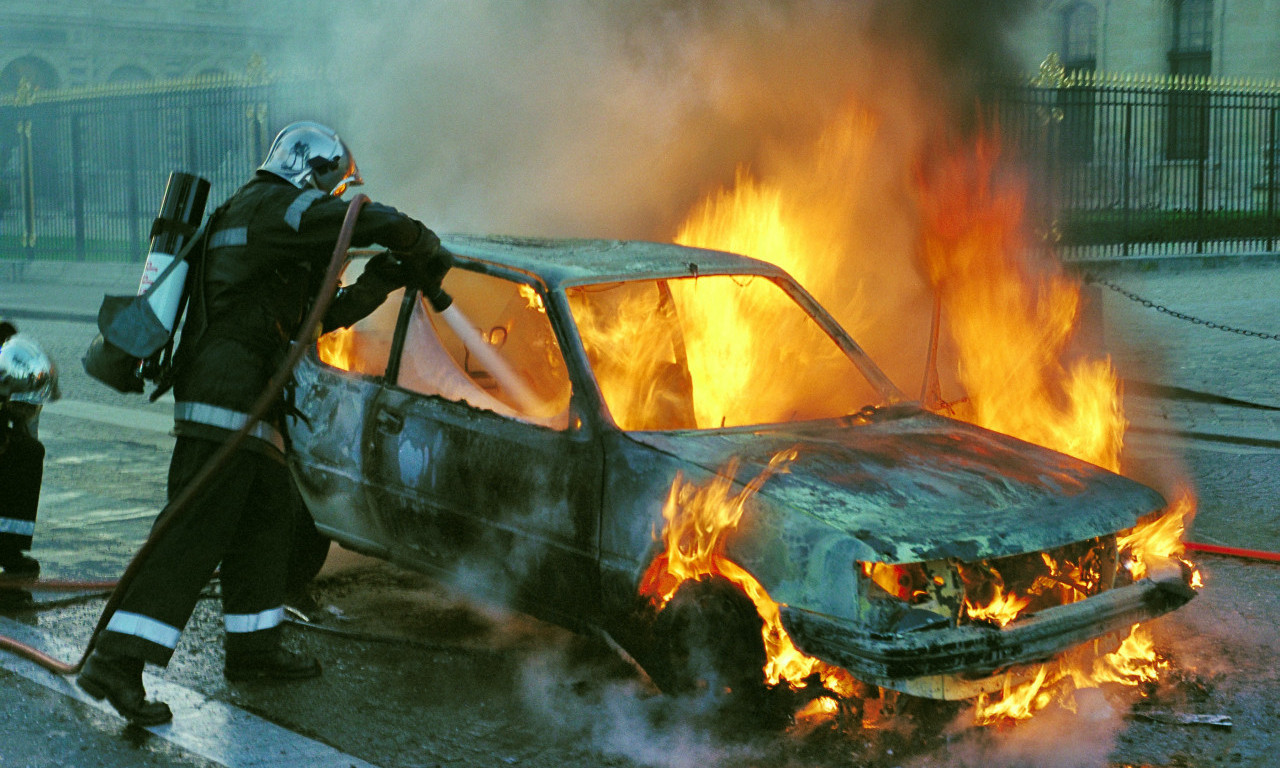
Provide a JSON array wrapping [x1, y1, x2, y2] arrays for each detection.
[[1184, 541, 1280, 564], [0, 194, 369, 675]]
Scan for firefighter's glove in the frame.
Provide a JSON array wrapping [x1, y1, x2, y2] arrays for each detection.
[[395, 227, 454, 312], [354, 250, 409, 295]]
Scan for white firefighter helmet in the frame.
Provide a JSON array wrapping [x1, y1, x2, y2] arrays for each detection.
[[0, 333, 59, 405], [258, 121, 364, 196]]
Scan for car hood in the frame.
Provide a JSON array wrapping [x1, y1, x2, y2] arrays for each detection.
[[626, 405, 1165, 563]]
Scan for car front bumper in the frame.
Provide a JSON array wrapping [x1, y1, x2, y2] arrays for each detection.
[[780, 569, 1196, 700]]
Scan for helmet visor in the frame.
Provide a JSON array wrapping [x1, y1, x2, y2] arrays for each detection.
[[319, 143, 363, 197]]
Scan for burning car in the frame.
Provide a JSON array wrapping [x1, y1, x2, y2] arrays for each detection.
[[287, 236, 1196, 704]]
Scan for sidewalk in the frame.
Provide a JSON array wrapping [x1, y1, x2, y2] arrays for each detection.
[[0, 260, 138, 322], [1123, 389, 1280, 451]]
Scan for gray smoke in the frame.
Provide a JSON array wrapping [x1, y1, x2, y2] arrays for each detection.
[[284, 0, 1031, 240]]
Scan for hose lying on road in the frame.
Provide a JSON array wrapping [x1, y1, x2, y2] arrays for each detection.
[[1184, 541, 1280, 564], [0, 194, 370, 676], [0, 579, 118, 592]]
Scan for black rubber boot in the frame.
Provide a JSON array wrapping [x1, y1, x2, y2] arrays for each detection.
[[224, 647, 322, 682], [0, 588, 33, 612], [77, 651, 173, 726], [0, 549, 39, 579]]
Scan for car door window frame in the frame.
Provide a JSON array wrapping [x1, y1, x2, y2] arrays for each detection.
[[384, 265, 583, 433]]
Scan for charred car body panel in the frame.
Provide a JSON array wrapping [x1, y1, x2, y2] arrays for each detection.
[[287, 236, 1194, 699]]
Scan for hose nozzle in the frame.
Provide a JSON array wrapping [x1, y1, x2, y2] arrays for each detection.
[[425, 286, 453, 313]]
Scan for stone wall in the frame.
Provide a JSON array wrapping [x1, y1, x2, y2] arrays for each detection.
[[1011, 0, 1280, 81], [0, 1, 323, 92]]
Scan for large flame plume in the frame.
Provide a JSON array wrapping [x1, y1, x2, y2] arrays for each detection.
[[914, 133, 1126, 472], [662, 100, 1198, 725]]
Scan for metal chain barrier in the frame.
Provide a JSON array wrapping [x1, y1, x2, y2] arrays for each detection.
[[1086, 274, 1280, 341]]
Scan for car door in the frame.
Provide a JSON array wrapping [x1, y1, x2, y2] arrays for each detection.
[[365, 269, 603, 625]]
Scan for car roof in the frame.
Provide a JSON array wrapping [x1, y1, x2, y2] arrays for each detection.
[[440, 235, 788, 289]]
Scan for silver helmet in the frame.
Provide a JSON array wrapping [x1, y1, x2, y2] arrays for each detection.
[[0, 333, 59, 406], [258, 121, 364, 196]]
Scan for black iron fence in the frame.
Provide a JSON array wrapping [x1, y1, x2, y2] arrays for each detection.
[[1, 62, 1277, 263], [995, 58, 1280, 259], [0, 71, 332, 262]]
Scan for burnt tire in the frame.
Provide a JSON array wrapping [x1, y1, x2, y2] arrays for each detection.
[[649, 576, 768, 700]]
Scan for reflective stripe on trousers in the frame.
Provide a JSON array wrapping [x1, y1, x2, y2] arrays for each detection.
[[105, 610, 183, 649], [173, 401, 285, 453], [224, 606, 285, 634]]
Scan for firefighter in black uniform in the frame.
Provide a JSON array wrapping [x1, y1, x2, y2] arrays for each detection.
[[0, 322, 58, 590], [77, 121, 452, 725]]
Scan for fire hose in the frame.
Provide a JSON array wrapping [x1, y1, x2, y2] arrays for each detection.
[[1183, 541, 1280, 564], [0, 194, 371, 675]]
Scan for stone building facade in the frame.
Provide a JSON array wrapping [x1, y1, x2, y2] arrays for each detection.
[[0, 1, 315, 95], [1010, 0, 1280, 82]]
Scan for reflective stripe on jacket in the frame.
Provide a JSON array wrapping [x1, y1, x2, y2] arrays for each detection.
[[171, 173, 425, 435]]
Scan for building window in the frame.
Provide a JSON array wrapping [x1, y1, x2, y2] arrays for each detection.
[[0, 56, 61, 93], [1167, 0, 1212, 160], [107, 65, 155, 84], [1059, 2, 1098, 162], [1062, 2, 1098, 73]]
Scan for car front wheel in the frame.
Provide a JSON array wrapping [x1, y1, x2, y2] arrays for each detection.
[[648, 575, 769, 701]]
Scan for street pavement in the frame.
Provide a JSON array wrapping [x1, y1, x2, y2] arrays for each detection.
[[0, 254, 1277, 767]]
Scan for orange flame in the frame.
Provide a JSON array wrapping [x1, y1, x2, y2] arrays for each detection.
[[915, 133, 1126, 472], [659, 106, 1198, 725], [317, 326, 356, 371], [638, 450, 860, 699], [973, 492, 1200, 723], [964, 581, 1032, 628], [1118, 489, 1197, 580], [675, 107, 882, 341]]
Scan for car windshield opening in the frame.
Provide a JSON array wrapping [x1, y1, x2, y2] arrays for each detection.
[[567, 274, 886, 431]]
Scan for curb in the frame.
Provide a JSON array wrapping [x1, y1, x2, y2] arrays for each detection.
[[1, 260, 140, 289], [1064, 250, 1280, 274]]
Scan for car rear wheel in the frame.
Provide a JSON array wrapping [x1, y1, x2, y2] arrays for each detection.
[[649, 576, 768, 701]]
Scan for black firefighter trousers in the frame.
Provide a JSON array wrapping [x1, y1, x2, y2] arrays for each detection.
[[0, 425, 43, 558], [95, 435, 295, 666]]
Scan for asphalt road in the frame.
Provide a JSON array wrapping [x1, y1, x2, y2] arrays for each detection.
[[0, 259, 1277, 768]]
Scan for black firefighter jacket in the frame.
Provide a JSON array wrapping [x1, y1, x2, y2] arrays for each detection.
[[171, 172, 430, 455]]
